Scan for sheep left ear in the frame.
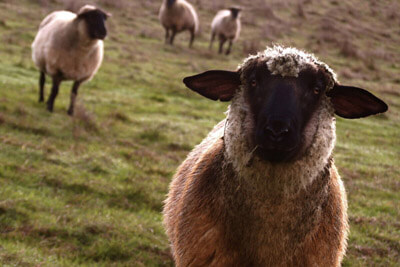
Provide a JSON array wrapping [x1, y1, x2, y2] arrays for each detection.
[[101, 10, 112, 18], [183, 70, 241, 101], [327, 84, 388, 118]]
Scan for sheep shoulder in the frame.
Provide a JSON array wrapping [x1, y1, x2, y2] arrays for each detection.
[[164, 121, 236, 266], [38, 11, 74, 30], [296, 164, 348, 266]]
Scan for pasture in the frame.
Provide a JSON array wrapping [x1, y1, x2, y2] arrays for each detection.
[[0, 0, 399, 266]]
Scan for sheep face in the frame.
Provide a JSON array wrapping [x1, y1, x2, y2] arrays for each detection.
[[167, 0, 176, 8], [241, 63, 329, 162], [229, 7, 241, 19], [183, 47, 388, 163], [78, 9, 110, 40]]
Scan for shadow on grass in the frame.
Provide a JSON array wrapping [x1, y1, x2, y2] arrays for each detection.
[[0, 206, 30, 233], [41, 177, 163, 212]]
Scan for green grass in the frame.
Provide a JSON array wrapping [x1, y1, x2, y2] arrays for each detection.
[[0, 0, 399, 265]]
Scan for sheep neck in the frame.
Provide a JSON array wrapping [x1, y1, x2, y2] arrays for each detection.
[[65, 19, 101, 51], [223, 88, 336, 198]]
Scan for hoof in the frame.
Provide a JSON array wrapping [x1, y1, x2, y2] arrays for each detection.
[[46, 104, 54, 112]]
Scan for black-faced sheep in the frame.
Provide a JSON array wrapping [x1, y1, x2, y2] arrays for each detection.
[[163, 46, 388, 266], [31, 5, 110, 115], [159, 0, 199, 48], [209, 7, 241, 55]]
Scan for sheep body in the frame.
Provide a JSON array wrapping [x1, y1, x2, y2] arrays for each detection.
[[31, 5, 108, 115], [210, 8, 241, 54], [32, 10, 103, 82], [164, 46, 350, 266], [159, 0, 199, 47]]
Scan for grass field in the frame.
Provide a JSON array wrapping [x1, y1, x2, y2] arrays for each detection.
[[0, 0, 399, 266]]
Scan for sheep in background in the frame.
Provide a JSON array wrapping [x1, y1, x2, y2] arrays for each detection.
[[209, 7, 241, 55], [31, 5, 110, 115], [163, 46, 388, 266], [159, 0, 199, 48]]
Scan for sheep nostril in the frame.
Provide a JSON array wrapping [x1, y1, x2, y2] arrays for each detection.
[[264, 124, 290, 142]]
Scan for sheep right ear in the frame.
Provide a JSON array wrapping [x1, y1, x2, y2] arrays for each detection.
[[183, 70, 240, 101], [327, 84, 388, 118]]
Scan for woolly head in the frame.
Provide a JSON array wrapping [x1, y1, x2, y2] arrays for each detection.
[[77, 5, 110, 40], [183, 46, 387, 163], [167, 0, 177, 8], [228, 6, 242, 19]]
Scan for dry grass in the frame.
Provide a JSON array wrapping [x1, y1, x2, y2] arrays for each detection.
[[242, 39, 261, 55], [0, 112, 5, 124], [339, 40, 361, 58], [72, 103, 99, 133]]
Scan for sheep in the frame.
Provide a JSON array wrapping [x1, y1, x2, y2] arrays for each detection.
[[31, 5, 110, 115], [163, 45, 388, 266], [209, 7, 242, 55], [159, 0, 199, 48]]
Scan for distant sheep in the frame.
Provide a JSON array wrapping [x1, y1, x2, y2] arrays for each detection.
[[163, 46, 388, 266], [159, 0, 199, 48], [209, 7, 241, 55], [31, 5, 110, 115]]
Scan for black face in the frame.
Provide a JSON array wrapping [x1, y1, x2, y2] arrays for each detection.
[[167, 0, 176, 7], [243, 64, 328, 162], [229, 8, 241, 19], [79, 10, 108, 40]]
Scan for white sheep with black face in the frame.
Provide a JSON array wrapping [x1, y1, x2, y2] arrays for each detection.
[[32, 5, 110, 115], [209, 7, 242, 55], [163, 45, 388, 266], [159, 0, 199, 48]]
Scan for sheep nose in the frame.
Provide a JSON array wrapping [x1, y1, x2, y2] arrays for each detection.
[[264, 119, 290, 142]]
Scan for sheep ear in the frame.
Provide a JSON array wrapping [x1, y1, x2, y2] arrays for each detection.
[[183, 70, 240, 101], [327, 84, 388, 118]]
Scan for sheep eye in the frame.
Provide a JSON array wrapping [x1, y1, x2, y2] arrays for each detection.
[[251, 79, 257, 87], [313, 87, 321, 95]]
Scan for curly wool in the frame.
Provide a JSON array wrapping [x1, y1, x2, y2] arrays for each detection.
[[239, 45, 338, 90]]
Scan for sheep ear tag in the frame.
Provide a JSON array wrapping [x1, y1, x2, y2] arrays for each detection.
[[183, 70, 240, 102], [327, 85, 388, 119]]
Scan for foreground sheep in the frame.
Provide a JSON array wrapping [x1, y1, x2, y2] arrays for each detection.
[[159, 0, 199, 47], [210, 7, 241, 55], [163, 46, 388, 266], [32, 5, 109, 115]]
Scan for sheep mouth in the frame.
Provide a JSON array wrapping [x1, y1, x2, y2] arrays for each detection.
[[255, 145, 299, 162], [94, 33, 107, 40]]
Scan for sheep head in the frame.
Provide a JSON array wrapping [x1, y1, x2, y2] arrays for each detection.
[[167, 0, 176, 8], [77, 5, 110, 40], [184, 46, 387, 163], [229, 7, 242, 19]]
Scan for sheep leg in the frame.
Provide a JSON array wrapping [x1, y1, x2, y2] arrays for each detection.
[[209, 32, 215, 50], [46, 76, 62, 112], [189, 28, 195, 48], [165, 28, 170, 44], [226, 40, 233, 55], [39, 71, 45, 102], [170, 28, 177, 45], [218, 38, 226, 54], [67, 81, 81, 116]]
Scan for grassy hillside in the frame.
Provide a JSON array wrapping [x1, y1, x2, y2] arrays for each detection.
[[0, 0, 399, 266]]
